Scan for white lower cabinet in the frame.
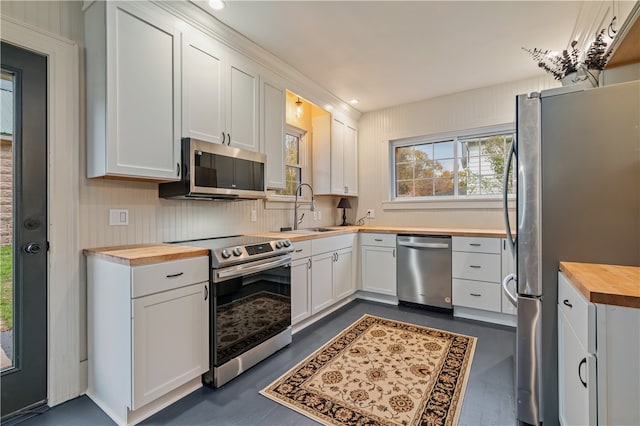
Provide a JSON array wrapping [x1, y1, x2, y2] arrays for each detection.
[[452, 236, 516, 326], [360, 233, 397, 296], [290, 240, 312, 325], [309, 234, 356, 316], [558, 272, 640, 425], [87, 255, 209, 425]]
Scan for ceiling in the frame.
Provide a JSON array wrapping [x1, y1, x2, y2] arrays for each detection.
[[204, 1, 585, 112]]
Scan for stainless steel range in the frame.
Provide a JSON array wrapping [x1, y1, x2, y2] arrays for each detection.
[[173, 235, 294, 387]]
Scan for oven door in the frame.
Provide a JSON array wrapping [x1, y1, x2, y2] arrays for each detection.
[[211, 255, 292, 368]]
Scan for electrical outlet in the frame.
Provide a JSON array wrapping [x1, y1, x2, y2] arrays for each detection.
[[317, 211, 322, 220], [313, 211, 318, 221], [109, 209, 129, 226], [367, 209, 375, 218], [250, 210, 257, 222]]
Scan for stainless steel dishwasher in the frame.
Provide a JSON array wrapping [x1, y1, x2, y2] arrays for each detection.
[[397, 235, 452, 310]]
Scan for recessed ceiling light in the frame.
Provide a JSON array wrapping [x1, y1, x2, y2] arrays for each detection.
[[349, 99, 359, 105], [208, 0, 225, 10]]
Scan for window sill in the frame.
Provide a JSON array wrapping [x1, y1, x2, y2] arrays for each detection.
[[382, 196, 515, 211]]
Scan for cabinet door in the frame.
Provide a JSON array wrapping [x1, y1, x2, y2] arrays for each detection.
[[343, 124, 358, 196], [333, 248, 354, 301], [558, 308, 596, 426], [501, 239, 517, 315], [109, 2, 180, 180], [291, 257, 311, 325], [362, 245, 396, 296], [330, 118, 346, 194], [227, 57, 260, 152], [182, 29, 225, 144], [261, 76, 285, 189], [131, 282, 209, 410], [311, 252, 334, 314]]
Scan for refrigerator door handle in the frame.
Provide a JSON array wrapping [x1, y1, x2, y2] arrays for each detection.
[[502, 138, 517, 254], [502, 273, 518, 307]]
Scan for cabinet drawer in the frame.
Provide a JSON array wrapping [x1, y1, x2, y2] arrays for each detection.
[[291, 240, 312, 261], [312, 233, 356, 255], [452, 236, 500, 254], [452, 252, 501, 282], [558, 272, 595, 352], [360, 233, 396, 247], [452, 279, 501, 312], [132, 256, 209, 298]]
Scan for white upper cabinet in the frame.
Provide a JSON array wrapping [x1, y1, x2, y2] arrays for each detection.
[[181, 29, 225, 145], [85, 1, 181, 181], [227, 57, 260, 152], [181, 27, 260, 152], [313, 115, 359, 196], [261, 72, 286, 189]]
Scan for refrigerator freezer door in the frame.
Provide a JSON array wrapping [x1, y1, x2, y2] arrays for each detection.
[[517, 296, 542, 425], [516, 94, 543, 297]]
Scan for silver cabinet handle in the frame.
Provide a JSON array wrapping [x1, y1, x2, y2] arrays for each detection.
[[397, 241, 449, 249], [227, 133, 231, 145], [308, 258, 311, 270], [295, 249, 303, 253], [374, 238, 383, 242], [469, 243, 482, 247], [176, 162, 180, 176], [563, 299, 573, 308], [469, 265, 482, 268], [470, 293, 482, 297], [392, 248, 396, 258], [166, 272, 184, 278], [221, 132, 226, 144], [204, 284, 208, 301]]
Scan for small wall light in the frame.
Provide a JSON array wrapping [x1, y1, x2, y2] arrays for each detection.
[[295, 97, 303, 119]]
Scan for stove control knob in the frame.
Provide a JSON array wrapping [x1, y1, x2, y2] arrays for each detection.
[[232, 247, 243, 257], [282, 240, 291, 247], [275, 241, 283, 249], [221, 249, 231, 259]]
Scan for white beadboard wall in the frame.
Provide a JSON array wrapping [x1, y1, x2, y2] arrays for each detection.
[[356, 75, 560, 229], [0, 0, 83, 43]]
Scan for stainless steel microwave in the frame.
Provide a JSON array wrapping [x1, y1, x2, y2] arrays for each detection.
[[159, 138, 266, 200]]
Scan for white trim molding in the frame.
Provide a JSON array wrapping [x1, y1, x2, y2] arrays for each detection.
[[1, 16, 81, 407]]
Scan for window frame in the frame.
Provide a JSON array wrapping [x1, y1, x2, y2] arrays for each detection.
[[273, 124, 309, 199], [389, 123, 515, 202]]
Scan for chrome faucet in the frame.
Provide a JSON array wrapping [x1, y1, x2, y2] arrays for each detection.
[[293, 183, 315, 230]]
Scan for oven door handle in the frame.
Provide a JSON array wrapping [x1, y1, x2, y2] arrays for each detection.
[[214, 255, 292, 282]]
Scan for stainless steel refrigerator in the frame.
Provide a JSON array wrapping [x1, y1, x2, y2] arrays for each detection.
[[501, 80, 640, 425]]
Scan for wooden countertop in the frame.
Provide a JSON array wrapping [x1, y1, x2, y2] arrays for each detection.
[[83, 244, 210, 266], [253, 225, 507, 241], [560, 262, 640, 309]]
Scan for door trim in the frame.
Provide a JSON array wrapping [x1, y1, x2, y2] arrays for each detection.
[[1, 16, 81, 406]]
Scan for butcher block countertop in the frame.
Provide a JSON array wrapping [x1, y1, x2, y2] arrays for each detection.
[[253, 225, 507, 242], [83, 244, 209, 266], [560, 262, 640, 309]]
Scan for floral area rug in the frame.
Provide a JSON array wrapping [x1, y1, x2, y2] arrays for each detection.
[[260, 314, 477, 426]]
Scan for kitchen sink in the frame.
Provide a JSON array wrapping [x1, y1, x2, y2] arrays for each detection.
[[286, 227, 335, 233]]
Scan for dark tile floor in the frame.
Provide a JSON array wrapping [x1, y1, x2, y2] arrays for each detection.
[[15, 300, 516, 425]]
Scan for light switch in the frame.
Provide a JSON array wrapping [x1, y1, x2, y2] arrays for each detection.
[[250, 210, 257, 222]]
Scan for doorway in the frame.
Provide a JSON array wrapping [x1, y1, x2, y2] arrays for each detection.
[[1, 41, 48, 419]]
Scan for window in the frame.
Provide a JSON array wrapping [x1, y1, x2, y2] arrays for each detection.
[[392, 125, 515, 200], [276, 126, 307, 196]]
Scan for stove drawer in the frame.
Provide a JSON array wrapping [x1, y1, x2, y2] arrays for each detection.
[[132, 256, 209, 298]]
